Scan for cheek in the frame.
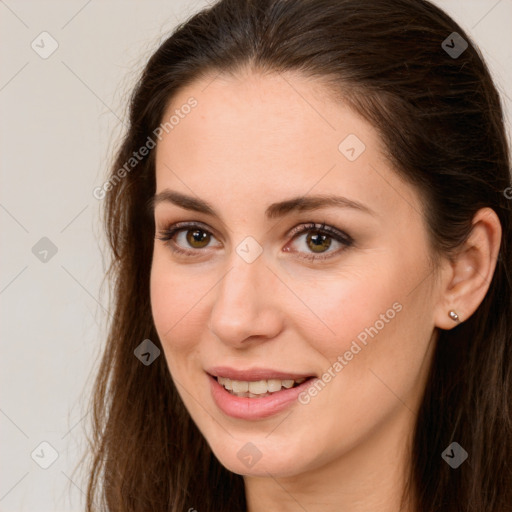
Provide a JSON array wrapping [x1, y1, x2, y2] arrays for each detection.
[[299, 258, 433, 421], [289, 256, 429, 418], [288, 263, 406, 360], [149, 253, 208, 352]]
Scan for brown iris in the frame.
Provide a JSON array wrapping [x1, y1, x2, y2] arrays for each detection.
[[306, 231, 332, 253], [186, 229, 210, 249]]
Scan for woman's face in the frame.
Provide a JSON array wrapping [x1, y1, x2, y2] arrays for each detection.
[[150, 70, 442, 478]]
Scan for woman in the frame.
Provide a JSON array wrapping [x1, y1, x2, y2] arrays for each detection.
[[84, 0, 512, 510]]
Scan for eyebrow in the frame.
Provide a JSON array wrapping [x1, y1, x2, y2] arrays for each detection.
[[149, 189, 376, 219]]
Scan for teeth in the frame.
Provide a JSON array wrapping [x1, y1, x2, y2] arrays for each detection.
[[217, 376, 308, 397], [248, 380, 267, 394], [231, 380, 249, 393], [267, 379, 283, 392]]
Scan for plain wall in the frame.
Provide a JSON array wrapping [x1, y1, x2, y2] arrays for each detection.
[[1, 1, 511, 510]]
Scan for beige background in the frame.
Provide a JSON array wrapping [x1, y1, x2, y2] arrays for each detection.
[[1, 0, 511, 510]]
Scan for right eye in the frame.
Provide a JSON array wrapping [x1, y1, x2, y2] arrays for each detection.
[[156, 221, 222, 256]]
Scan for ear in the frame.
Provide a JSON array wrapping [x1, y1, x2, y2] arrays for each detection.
[[434, 207, 502, 329]]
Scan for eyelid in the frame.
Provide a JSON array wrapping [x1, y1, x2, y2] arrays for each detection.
[[156, 220, 220, 240], [286, 221, 353, 244]]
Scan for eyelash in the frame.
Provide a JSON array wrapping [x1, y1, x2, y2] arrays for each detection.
[[155, 221, 354, 262]]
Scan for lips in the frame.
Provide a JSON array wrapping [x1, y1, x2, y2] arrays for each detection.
[[206, 366, 316, 381], [205, 366, 318, 419]]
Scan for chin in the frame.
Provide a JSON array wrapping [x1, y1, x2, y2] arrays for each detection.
[[206, 434, 313, 478]]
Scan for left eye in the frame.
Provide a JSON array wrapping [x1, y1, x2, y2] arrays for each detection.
[[284, 222, 353, 260], [155, 221, 353, 261]]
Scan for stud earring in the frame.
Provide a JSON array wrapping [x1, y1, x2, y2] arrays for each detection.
[[448, 310, 460, 322]]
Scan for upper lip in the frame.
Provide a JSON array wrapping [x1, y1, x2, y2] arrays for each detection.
[[206, 366, 315, 381]]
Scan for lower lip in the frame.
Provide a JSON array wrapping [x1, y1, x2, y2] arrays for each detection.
[[208, 374, 316, 420]]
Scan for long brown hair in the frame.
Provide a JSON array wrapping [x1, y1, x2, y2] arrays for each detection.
[[83, 0, 512, 510]]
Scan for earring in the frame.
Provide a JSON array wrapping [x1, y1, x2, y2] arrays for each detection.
[[448, 310, 460, 322]]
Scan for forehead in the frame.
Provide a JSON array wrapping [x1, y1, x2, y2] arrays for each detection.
[[157, 70, 372, 168], [153, 70, 421, 223]]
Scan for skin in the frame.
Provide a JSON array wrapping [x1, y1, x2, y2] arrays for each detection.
[[149, 68, 501, 512]]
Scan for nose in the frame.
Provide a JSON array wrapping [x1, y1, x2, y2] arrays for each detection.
[[208, 250, 283, 348]]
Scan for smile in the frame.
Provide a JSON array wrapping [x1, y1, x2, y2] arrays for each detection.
[[216, 376, 308, 398], [207, 370, 318, 420]]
